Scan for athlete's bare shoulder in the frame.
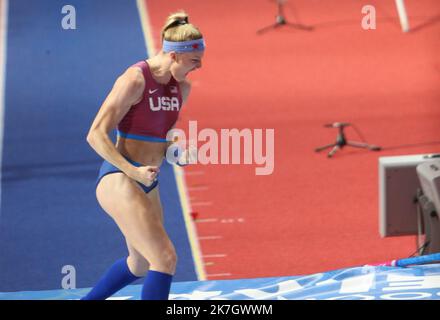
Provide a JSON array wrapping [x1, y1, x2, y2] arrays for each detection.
[[124, 65, 145, 87]]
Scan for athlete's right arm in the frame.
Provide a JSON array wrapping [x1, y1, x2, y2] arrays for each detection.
[[86, 67, 158, 185]]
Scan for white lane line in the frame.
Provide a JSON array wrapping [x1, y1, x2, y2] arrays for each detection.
[[198, 235, 223, 240], [195, 218, 218, 223], [194, 217, 245, 223], [207, 273, 232, 277], [395, 0, 410, 32], [191, 201, 213, 207], [185, 171, 205, 176], [220, 218, 245, 223], [202, 254, 227, 258]]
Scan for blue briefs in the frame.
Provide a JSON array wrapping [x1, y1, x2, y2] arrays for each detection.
[[96, 157, 158, 193]]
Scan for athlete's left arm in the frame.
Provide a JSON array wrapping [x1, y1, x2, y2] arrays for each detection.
[[164, 80, 192, 161]]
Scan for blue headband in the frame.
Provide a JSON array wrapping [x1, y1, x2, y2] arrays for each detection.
[[162, 39, 206, 53]]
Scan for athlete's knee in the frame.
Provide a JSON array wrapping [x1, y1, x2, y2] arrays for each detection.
[[164, 246, 178, 268], [152, 245, 178, 274], [127, 255, 150, 277]]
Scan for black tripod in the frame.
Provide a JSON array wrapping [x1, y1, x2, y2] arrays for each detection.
[[315, 122, 381, 158], [257, 0, 314, 34]]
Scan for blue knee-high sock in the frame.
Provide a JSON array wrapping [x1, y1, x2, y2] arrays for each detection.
[[81, 257, 141, 300], [141, 270, 173, 300]]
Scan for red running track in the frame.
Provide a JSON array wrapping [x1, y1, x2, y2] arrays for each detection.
[[146, 0, 440, 279]]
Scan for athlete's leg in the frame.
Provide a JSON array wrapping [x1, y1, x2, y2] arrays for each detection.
[[135, 187, 173, 300], [94, 173, 176, 299], [126, 239, 150, 277], [125, 191, 164, 276]]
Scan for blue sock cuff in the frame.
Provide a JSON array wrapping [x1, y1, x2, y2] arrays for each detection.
[[147, 270, 172, 280], [141, 270, 173, 300], [82, 257, 141, 300], [121, 258, 142, 281]]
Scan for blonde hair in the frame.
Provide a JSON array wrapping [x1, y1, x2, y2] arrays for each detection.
[[161, 10, 203, 42]]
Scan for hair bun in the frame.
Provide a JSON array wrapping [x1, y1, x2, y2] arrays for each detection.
[[177, 17, 189, 25], [162, 11, 202, 42]]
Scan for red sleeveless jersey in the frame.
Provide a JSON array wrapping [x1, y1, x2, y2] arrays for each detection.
[[117, 60, 183, 142]]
